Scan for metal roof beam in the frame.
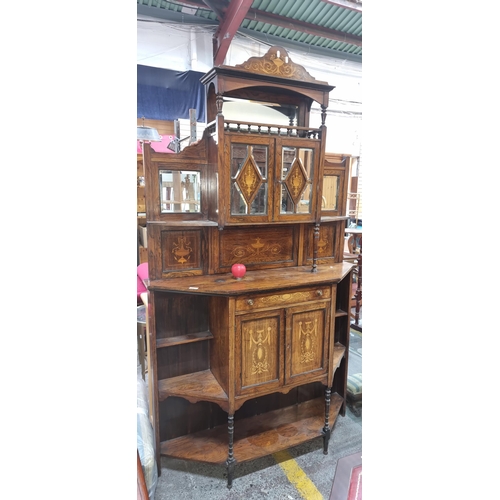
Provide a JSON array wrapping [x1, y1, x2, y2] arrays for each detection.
[[213, 0, 253, 66], [321, 0, 362, 13], [247, 8, 362, 47], [238, 27, 361, 63], [201, 0, 224, 19], [138, 4, 216, 25]]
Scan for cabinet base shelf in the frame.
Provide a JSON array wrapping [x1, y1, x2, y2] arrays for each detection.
[[158, 369, 228, 404], [160, 393, 343, 464]]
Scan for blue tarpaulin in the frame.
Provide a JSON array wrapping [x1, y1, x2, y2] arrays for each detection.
[[137, 65, 206, 123]]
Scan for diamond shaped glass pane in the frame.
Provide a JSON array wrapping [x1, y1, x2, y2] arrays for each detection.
[[284, 157, 308, 204], [235, 155, 264, 207]]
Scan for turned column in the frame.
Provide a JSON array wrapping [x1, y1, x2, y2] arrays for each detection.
[[322, 387, 332, 454], [312, 222, 320, 273], [226, 414, 236, 489]]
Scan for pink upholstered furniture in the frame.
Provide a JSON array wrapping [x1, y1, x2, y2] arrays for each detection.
[[137, 263, 149, 304]]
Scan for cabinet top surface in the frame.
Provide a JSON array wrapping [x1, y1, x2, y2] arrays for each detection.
[[148, 263, 354, 295]]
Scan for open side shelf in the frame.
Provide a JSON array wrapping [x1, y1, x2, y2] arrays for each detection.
[[158, 369, 228, 403], [156, 331, 213, 348], [157, 345, 346, 405], [160, 394, 343, 464], [332, 343, 346, 369]]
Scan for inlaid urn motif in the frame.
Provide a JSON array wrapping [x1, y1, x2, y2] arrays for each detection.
[[172, 236, 193, 264]]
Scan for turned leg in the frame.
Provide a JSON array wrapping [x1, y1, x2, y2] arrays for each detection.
[[226, 414, 236, 489], [354, 247, 362, 326], [322, 387, 332, 454]]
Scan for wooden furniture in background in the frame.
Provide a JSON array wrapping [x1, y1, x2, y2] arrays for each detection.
[[143, 46, 354, 488], [137, 450, 149, 500], [329, 451, 362, 500], [344, 228, 362, 328], [346, 156, 361, 226]]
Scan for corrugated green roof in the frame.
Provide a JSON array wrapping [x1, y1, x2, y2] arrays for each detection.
[[137, 0, 362, 61]]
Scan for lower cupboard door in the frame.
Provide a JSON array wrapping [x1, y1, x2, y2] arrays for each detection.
[[285, 302, 330, 385], [235, 309, 285, 396]]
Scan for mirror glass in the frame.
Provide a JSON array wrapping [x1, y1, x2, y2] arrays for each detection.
[[322, 174, 340, 210], [159, 170, 201, 213], [223, 97, 298, 126]]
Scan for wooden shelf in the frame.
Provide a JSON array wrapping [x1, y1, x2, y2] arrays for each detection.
[[158, 344, 345, 406], [147, 220, 218, 227], [335, 308, 349, 317], [158, 369, 228, 404], [156, 331, 213, 348], [333, 343, 346, 370], [320, 216, 350, 222], [160, 394, 343, 464]]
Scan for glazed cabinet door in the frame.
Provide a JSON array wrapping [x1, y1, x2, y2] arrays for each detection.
[[235, 309, 285, 397], [224, 134, 321, 224], [274, 138, 321, 223], [321, 153, 348, 217], [226, 135, 274, 224], [285, 301, 330, 386]]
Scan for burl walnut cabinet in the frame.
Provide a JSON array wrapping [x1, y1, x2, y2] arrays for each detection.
[[143, 46, 354, 488]]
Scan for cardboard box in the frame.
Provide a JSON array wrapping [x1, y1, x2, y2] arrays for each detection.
[[139, 245, 148, 264], [138, 225, 147, 248]]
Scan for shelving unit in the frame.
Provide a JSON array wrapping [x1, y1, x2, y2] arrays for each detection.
[[143, 46, 355, 488]]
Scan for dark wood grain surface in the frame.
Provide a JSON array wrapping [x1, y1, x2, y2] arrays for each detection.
[[161, 394, 343, 464], [148, 263, 354, 294]]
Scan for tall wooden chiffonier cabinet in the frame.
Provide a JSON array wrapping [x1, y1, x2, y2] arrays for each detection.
[[143, 46, 355, 488]]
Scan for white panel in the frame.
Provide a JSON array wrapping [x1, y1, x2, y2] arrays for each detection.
[[137, 19, 213, 71]]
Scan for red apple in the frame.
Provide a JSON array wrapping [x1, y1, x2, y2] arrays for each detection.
[[231, 263, 246, 279]]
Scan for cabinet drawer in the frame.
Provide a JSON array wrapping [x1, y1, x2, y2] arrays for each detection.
[[236, 287, 330, 312]]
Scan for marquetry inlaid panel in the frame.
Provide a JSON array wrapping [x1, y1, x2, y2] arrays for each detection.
[[236, 287, 330, 312], [237, 311, 283, 395], [161, 229, 203, 272], [303, 222, 341, 265], [216, 225, 298, 271], [289, 307, 326, 379]]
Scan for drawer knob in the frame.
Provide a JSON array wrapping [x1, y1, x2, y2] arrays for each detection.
[[316, 290, 323, 296], [247, 299, 254, 306]]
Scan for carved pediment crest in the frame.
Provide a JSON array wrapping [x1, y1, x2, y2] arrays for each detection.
[[234, 46, 318, 83]]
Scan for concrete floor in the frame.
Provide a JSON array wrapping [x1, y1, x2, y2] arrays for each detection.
[[154, 409, 361, 499], [149, 329, 362, 500]]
